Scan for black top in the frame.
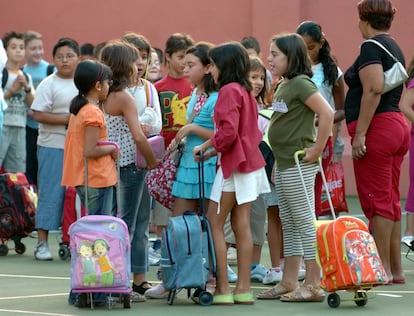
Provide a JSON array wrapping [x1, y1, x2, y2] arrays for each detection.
[[344, 34, 405, 123]]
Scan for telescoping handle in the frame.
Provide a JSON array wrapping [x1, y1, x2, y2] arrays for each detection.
[[294, 150, 336, 220], [84, 141, 120, 212], [197, 151, 206, 217]]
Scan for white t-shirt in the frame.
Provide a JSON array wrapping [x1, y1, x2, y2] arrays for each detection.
[[127, 80, 162, 135], [31, 73, 77, 149]]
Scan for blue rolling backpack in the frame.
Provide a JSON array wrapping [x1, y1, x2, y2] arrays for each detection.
[[159, 153, 216, 305]]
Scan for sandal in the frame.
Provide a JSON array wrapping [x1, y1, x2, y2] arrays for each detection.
[[133, 281, 153, 295], [280, 284, 325, 302], [256, 283, 296, 300]]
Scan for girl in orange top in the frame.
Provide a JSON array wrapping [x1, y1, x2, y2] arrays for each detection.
[[62, 60, 118, 215]]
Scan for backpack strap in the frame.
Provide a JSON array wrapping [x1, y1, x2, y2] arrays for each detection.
[[46, 64, 55, 76], [1, 67, 7, 89], [2, 68, 29, 89]]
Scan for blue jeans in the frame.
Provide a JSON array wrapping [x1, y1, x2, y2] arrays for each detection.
[[75, 186, 114, 215], [116, 164, 150, 274]]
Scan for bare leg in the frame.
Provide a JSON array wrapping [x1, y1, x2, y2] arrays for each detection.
[[267, 205, 283, 267], [280, 255, 300, 289], [37, 228, 48, 243], [231, 201, 253, 294], [390, 220, 405, 281], [371, 215, 393, 280], [207, 193, 234, 295], [403, 213, 414, 237], [303, 259, 321, 287]]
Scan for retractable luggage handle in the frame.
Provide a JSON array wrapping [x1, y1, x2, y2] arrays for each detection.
[[197, 151, 206, 217], [294, 150, 336, 220], [84, 141, 120, 212]]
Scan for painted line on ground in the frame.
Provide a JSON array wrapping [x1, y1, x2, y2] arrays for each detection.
[[0, 293, 68, 300], [0, 309, 76, 316], [0, 274, 69, 280]]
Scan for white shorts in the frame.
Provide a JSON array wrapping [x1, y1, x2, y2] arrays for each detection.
[[210, 167, 270, 205]]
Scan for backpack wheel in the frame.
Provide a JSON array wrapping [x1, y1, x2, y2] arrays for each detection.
[[0, 244, 8, 256], [198, 291, 213, 306], [327, 293, 340, 308], [15, 242, 26, 254], [58, 245, 70, 260], [123, 294, 131, 308], [354, 291, 368, 307]]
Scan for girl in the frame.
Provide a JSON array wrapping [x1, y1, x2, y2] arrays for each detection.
[[146, 48, 163, 83], [296, 21, 346, 218], [145, 41, 218, 299], [100, 40, 159, 302], [62, 59, 117, 215], [264, 33, 333, 302], [193, 42, 270, 305]]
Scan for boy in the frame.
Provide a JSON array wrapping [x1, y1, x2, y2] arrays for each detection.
[[0, 31, 34, 173], [31, 37, 79, 260]]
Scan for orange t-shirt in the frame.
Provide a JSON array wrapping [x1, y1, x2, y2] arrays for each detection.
[[62, 103, 117, 188]]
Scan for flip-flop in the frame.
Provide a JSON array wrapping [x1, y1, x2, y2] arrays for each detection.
[[392, 279, 406, 284], [280, 285, 325, 302], [213, 293, 234, 305], [234, 292, 254, 305], [256, 283, 296, 300]]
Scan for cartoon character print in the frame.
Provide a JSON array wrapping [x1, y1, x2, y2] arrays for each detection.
[[78, 240, 97, 286], [170, 94, 188, 126], [93, 239, 118, 286]]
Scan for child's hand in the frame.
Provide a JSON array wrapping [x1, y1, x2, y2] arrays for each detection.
[[302, 147, 321, 163], [146, 159, 160, 170], [175, 125, 191, 143]]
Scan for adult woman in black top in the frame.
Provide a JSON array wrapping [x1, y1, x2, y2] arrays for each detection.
[[344, 0, 409, 284]]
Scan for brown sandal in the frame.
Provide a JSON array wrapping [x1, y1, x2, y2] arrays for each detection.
[[280, 284, 325, 302], [256, 283, 296, 300]]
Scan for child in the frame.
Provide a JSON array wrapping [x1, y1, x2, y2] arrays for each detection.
[[0, 39, 6, 144], [100, 40, 159, 302], [23, 30, 54, 186], [193, 42, 270, 305], [145, 42, 218, 299], [400, 56, 414, 247], [150, 33, 194, 263], [264, 33, 333, 302], [31, 37, 80, 261], [146, 48, 163, 83], [0, 31, 34, 173], [61, 60, 117, 214], [296, 21, 346, 218], [118, 32, 162, 296]]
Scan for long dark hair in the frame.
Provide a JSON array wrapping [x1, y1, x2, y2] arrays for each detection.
[[249, 56, 270, 106], [271, 33, 313, 80], [296, 21, 338, 87], [100, 40, 138, 92], [70, 60, 112, 115], [186, 42, 217, 94], [209, 41, 252, 91]]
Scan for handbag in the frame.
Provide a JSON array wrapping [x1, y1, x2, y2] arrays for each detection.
[[145, 142, 184, 210], [136, 134, 165, 169], [320, 161, 349, 215], [145, 92, 208, 209], [365, 39, 408, 94]]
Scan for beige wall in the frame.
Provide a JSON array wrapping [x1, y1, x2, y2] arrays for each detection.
[[1, 0, 412, 198]]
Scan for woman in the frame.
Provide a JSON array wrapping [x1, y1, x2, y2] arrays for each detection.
[[344, 0, 409, 284]]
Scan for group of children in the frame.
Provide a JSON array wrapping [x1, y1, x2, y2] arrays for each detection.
[[2, 16, 412, 306]]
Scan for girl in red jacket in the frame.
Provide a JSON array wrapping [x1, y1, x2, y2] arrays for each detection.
[[194, 42, 270, 305]]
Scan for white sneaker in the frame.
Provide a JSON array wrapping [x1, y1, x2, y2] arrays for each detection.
[[144, 283, 169, 299], [262, 267, 283, 285], [250, 264, 267, 282], [148, 247, 161, 266], [131, 291, 146, 302], [401, 235, 414, 248], [34, 241, 53, 261], [227, 246, 237, 265], [227, 264, 238, 283]]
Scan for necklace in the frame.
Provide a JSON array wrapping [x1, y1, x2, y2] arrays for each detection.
[[127, 85, 138, 96]]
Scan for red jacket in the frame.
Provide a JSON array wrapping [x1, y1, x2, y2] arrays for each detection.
[[212, 82, 265, 179]]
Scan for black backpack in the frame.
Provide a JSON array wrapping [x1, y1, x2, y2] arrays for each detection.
[[1, 64, 54, 89]]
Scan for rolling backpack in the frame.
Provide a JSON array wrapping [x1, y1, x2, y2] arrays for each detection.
[[159, 155, 216, 305]]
